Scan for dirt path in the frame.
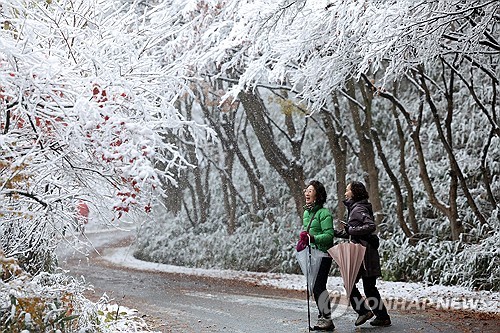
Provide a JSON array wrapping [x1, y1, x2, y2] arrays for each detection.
[[58, 229, 500, 333]]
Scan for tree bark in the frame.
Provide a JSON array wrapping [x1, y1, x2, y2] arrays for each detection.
[[418, 65, 487, 234], [238, 90, 306, 216], [322, 92, 347, 221], [441, 58, 499, 207], [390, 87, 419, 235], [371, 128, 414, 240], [344, 79, 384, 224]]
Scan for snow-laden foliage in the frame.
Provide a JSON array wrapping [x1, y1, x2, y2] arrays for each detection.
[[0, 1, 214, 331], [133, 0, 499, 292], [0, 0, 214, 274], [0, 276, 152, 333], [94, 299, 153, 333], [380, 214, 500, 291], [0, 251, 153, 332], [134, 206, 300, 274], [156, 0, 499, 111], [0, 249, 91, 332]]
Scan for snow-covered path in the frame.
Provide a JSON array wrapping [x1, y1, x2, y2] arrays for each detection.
[[58, 226, 499, 332], [106, 245, 499, 315]]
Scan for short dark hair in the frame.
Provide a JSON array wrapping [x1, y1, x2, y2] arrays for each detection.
[[350, 181, 369, 202], [309, 180, 327, 206]]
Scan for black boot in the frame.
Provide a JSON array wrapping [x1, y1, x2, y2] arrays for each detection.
[[355, 311, 374, 326], [370, 316, 391, 327]]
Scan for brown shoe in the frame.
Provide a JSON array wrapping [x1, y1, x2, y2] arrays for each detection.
[[314, 317, 335, 331]]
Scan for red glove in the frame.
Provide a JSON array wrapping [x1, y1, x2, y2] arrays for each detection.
[[300, 231, 314, 244]]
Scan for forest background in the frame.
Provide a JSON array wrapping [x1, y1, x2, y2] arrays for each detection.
[[0, 0, 498, 331]]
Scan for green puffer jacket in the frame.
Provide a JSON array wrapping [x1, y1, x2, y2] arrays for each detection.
[[302, 205, 334, 253]]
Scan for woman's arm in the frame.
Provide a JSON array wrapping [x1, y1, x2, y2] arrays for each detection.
[[313, 210, 334, 246], [348, 206, 376, 236]]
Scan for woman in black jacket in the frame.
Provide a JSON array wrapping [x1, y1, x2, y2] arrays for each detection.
[[337, 181, 391, 327]]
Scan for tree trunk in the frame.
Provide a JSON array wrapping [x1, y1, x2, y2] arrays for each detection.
[[224, 117, 267, 213], [443, 63, 462, 240], [371, 128, 414, 240], [241, 121, 267, 212], [481, 129, 498, 207], [322, 92, 347, 222], [221, 148, 237, 234], [418, 65, 487, 235], [182, 96, 209, 225], [238, 90, 306, 216], [390, 86, 419, 235], [344, 79, 384, 224]]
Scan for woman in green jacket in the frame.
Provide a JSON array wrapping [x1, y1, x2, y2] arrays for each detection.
[[299, 180, 335, 331]]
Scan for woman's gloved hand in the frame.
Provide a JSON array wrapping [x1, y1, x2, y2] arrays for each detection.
[[300, 231, 314, 244], [334, 229, 349, 239]]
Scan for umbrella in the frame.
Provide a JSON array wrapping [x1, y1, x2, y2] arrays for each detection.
[[296, 243, 326, 331], [327, 242, 366, 299], [296, 246, 324, 295]]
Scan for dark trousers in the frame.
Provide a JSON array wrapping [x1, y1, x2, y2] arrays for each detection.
[[349, 275, 390, 320], [313, 257, 333, 318]]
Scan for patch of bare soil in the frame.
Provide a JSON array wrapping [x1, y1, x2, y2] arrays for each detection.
[[412, 307, 500, 333]]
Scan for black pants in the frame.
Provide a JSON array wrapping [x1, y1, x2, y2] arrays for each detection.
[[313, 257, 333, 318], [349, 275, 390, 319]]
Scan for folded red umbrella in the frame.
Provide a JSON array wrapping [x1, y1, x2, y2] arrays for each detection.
[[328, 242, 366, 299]]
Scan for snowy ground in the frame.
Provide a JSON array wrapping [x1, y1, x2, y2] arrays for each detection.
[[102, 241, 499, 315]]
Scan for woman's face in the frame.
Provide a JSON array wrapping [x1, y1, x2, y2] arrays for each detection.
[[345, 184, 353, 200], [304, 185, 316, 205]]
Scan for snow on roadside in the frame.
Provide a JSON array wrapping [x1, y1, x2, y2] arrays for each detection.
[[104, 245, 499, 314], [96, 303, 152, 332]]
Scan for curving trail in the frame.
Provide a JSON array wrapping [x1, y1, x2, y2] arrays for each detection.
[[58, 228, 499, 333]]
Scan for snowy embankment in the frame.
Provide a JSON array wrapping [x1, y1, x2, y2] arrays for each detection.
[[103, 245, 499, 314]]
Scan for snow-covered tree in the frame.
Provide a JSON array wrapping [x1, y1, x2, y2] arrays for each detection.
[[0, 0, 214, 272], [134, 0, 499, 290], [154, 0, 499, 233]]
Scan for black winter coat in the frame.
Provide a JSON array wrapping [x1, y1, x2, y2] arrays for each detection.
[[337, 199, 382, 278]]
